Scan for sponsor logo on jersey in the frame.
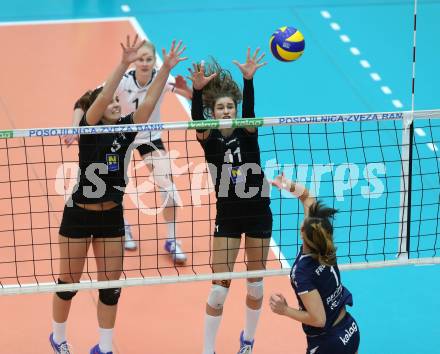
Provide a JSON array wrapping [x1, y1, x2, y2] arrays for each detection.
[[106, 154, 119, 172], [315, 264, 326, 276], [228, 166, 245, 184], [339, 321, 358, 346], [326, 284, 343, 310]]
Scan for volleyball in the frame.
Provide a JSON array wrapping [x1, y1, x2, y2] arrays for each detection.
[[270, 26, 305, 62]]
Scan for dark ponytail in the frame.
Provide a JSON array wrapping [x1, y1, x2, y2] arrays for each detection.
[[74, 86, 103, 112], [302, 201, 338, 266]]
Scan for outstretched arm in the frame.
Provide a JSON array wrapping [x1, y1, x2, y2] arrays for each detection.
[[187, 61, 217, 141], [63, 106, 84, 146], [242, 77, 255, 119], [85, 35, 145, 126], [233, 48, 266, 132], [133, 40, 187, 124], [271, 173, 316, 217]]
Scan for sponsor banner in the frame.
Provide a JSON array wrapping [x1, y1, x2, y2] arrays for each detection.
[[188, 120, 220, 130], [278, 112, 404, 125], [27, 123, 165, 137], [0, 130, 13, 139], [232, 118, 264, 128]]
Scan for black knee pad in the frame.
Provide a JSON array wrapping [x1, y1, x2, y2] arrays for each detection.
[[99, 287, 121, 306], [56, 279, 78, 301]]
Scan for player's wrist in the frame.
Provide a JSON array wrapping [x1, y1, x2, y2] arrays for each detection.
[[290, 182, 307, 198], [119, 60, 131, 68], [282, 305, 290, 317], [161, 61, 173, 70]]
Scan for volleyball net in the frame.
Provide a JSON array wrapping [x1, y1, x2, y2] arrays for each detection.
[[0, 109, 439, 295]]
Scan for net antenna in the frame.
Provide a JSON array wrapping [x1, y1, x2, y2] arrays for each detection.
[[398, 0, 418, 259]]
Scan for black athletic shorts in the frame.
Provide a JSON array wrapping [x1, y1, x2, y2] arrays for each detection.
[[214, 199, 272, 239], [59, 202, 125, 238], [306, 313, 360, 354], [136, 138, 166, 156]]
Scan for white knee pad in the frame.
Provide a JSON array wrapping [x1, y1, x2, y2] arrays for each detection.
[[207, 284, 229, 310], [247, 280, 264, 300]]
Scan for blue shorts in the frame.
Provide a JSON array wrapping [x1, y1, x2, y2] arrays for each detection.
[[306, 313, 360, 354]]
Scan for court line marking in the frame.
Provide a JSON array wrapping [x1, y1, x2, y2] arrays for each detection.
[[350, 47, 360, 56], [320, 10, 331, 19], [360, 59, 371, 68], [415, 128, 426, 137], [340, 34, 350, 43], [121, 5, 131, 13], [330, 22, 340, 31], [321, 9, 435, 152], [128, 17, 292, 270], [392, 99, 403, 108], [321, 9, 405, 110], [381, 86, 392, 95], [370, 72, 381, 81], [0, 17, 133, 26], [427, 143, 439, 152]]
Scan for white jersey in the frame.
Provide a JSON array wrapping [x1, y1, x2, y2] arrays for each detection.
[[115, 68, 175, 143]]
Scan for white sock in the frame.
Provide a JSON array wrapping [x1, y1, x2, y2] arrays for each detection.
[[52, 320, 67, 344], [166, 221, 176, 242], [244, 306, 262, 342], [203, 314, 222, 354], [98, 327, 113, 353], [124, 219, 131, 234]]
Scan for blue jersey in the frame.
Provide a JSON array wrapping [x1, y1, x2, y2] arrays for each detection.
[[290, 249, 353, 336]]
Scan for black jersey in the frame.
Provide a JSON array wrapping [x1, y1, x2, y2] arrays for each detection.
[[200, 128, 270, 202], [290, 249, 353, 336], [71, 114, 137, 204], [192, 78, 269, 204]]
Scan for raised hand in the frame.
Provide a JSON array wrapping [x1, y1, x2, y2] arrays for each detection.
[[187, 61, 217, 90], [63, 134, 79, 147], [162, 40, 187, 70], [270, 173, 292, 191], [120, 34, 146, 65], [233, 47, 267, 80], [270, 293, 288, 316], [174, 75, 190, 91]]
